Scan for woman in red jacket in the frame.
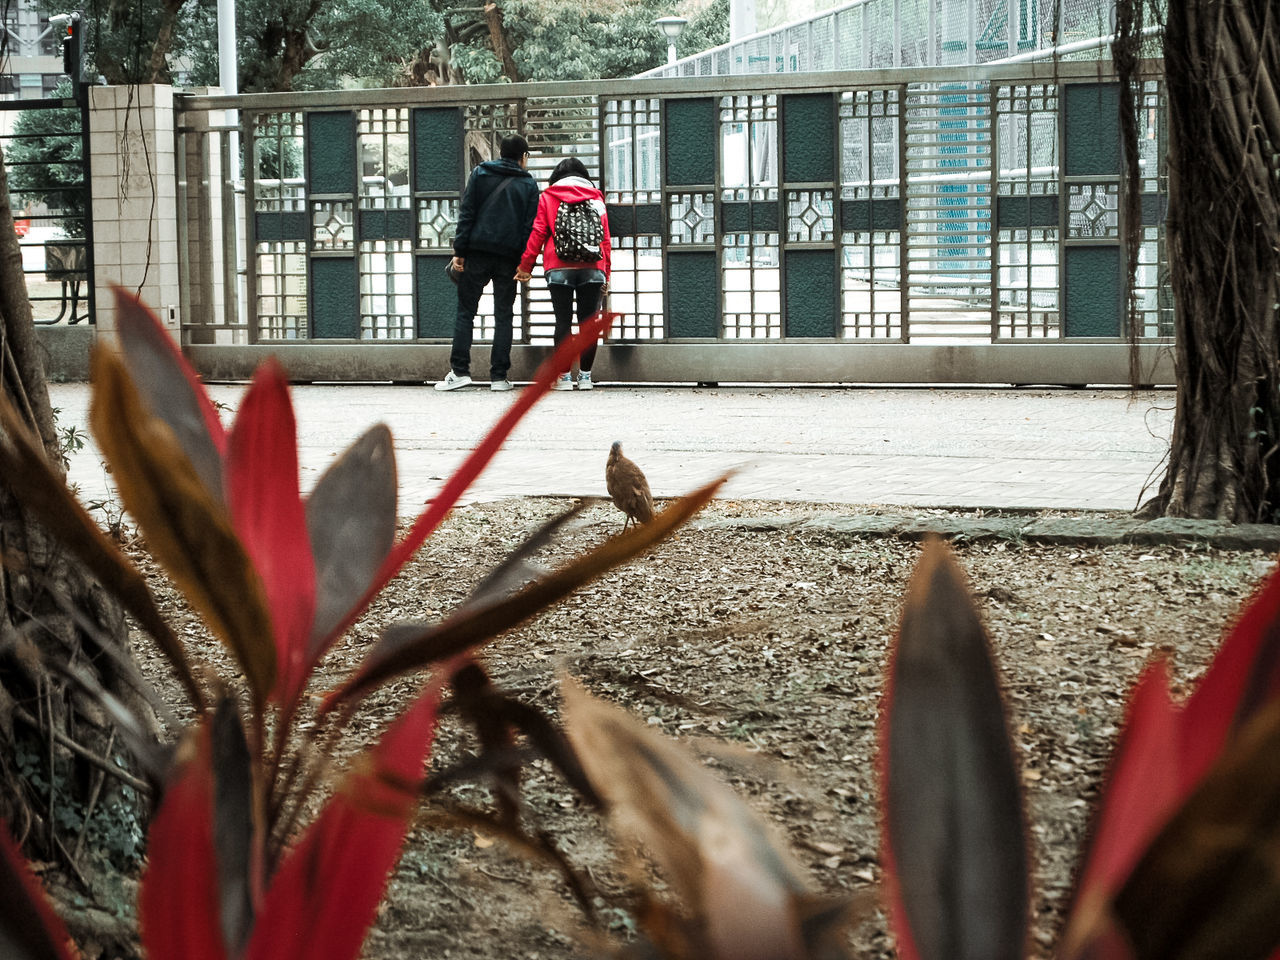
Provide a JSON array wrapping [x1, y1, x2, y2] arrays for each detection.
[[516, 157, 612, 390]]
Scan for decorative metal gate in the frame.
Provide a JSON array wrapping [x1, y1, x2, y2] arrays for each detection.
[[174, 59, 1172, 384], [904, 80, 992, 339]]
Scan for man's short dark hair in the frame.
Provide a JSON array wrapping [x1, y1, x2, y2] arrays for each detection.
[[500, 134, 529, 161]]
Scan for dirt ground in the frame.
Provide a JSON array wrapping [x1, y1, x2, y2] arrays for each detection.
[[131, 496, 1275, 959]]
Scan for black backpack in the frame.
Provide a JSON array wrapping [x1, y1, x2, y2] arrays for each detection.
[[552, 199, 605, 263]]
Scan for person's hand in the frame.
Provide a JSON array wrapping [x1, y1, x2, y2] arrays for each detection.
[[601, 281, 610, 296], [451, 256, 465, 273], [515, 268, 533, 282]]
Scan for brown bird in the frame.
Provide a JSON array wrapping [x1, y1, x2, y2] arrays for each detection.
[[606, 440, 654, 531]]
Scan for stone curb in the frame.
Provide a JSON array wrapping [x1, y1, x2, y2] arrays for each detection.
[[695, 513, 1280, 551]]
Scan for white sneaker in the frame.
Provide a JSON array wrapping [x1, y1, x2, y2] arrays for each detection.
[[577, 371, 594, 390], [434, 371, 472, 392], [552, 373, 574, 391], [490, 379, 513, 392]]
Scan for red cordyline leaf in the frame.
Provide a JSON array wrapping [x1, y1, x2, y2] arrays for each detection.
[[1179, 567, 1280, 791], [880, 541, 1028, 960], [226, 359, 317, 705], [108, 292, 605, 708], [0, 823, 75, 960], [312, 312, 613, 653], [1063, 568, 1280, 959], [1062, 661, 1180, 959], [112, 287, 227, 497], [242, 679, 442, 960], [1078, 660, 1181, 895], [139, 725, 227, 960], [138, 684, 438, 960], [876, 608, 914, 960], [596, 310, 623, 341], [878, 820, 917, 960]]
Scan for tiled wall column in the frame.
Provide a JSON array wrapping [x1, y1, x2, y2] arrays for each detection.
[[88, 84, 180, 340]]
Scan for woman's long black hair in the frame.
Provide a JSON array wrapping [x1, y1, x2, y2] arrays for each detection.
[[548, 157, 592, 185]]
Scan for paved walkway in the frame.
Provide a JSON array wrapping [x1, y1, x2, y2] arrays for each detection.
[[50, 381, 1175, 513]]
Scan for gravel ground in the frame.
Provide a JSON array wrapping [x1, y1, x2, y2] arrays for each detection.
[[130, 496, 1274, 959]]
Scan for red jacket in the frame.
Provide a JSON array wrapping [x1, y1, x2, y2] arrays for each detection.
[[519, 176, 612, 278]]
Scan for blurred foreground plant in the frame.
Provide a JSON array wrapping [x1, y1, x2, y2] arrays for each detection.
[[0, 288, 723, 960], [556, 539, 1280, 959], [879, 540, 1280, 960], [5, 289, 1280, 960]]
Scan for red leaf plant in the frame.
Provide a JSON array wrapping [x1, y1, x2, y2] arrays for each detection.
[[137, 684, 441, 960], [0, 824, 76, 960], [19, 293, 1279, 960], [881, 540, 1280, 960], [0, 287, 637, 960]]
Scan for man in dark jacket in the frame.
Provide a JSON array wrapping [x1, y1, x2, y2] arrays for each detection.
[[435, 134, 540, 392]]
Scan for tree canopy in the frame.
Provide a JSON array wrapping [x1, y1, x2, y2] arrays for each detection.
[[37, 0, 727, 91], [4, 81, 84, 237], [505, 0, 728, 83]]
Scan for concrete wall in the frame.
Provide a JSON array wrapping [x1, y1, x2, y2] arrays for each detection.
[[35, 324, 94, 382]]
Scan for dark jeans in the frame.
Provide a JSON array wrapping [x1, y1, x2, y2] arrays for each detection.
[[451, 251, 519, 379], [548, 271, 604, 373]]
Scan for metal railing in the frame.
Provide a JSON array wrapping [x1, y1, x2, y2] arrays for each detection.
[[1, 94, 95, 325], [173, 58, 1173, 385]]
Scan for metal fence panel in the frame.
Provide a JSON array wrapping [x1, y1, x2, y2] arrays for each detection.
[[173, 60, 1170, 383], [1, 95, 94, 325]]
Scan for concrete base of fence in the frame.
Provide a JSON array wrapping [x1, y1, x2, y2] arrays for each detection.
[[184, 341, 1176, 387], [37, 324, 94, 382]]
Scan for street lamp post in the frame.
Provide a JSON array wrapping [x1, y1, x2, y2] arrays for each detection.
[[217, 0, 238, 98], [216, 0, 239, 179], [654, 15, 689, 66]]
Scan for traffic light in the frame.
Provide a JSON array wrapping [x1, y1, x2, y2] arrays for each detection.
[[54, 13, 82, 84], [50, 13, 84, 104]]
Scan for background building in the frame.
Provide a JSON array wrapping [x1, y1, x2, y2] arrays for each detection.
[[640, 0, 1117, 78], [1, 0, 65, 99]]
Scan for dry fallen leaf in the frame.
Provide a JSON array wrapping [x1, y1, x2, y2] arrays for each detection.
[[561, 677, 819, 960]]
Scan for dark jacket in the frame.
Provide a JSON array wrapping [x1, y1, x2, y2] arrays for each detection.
[[453, 158, 540, 260]]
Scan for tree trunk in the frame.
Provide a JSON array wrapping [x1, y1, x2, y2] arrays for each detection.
[[144, 0, 185, 84], [1136, 0, 1280, 521], [0, 136, 149, 958], [254, 0, 325, 92], [483, 2, 521, 83], [275, 28, 314, 92]]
